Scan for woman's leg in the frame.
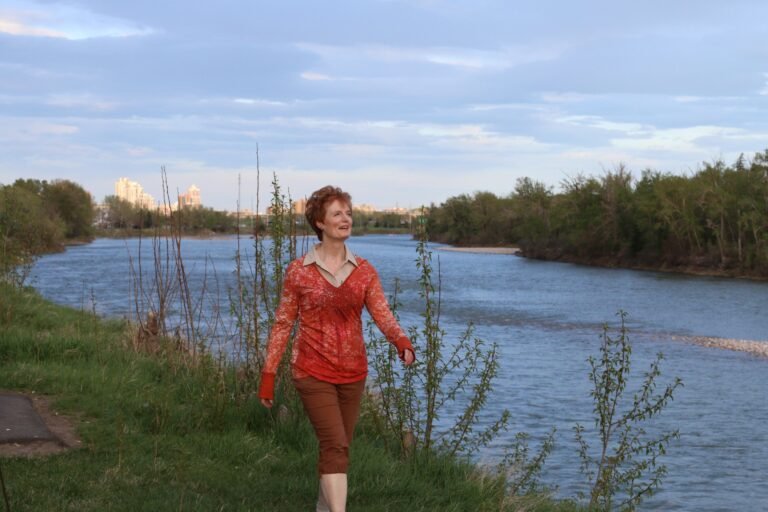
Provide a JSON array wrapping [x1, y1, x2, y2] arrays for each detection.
[[337, 379, 366, 445], [322, 380, 364, 511], [294, 376, 350, 474], [320, 473, 347, 512], [293, 377, 365, 511], [316, 481, 330, 512]]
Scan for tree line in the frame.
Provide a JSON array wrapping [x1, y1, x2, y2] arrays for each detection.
[[427, 150, 768, 278], [102, 196, 415, 235], [0, 179, 243, 285], [1, 178, 95, 284], [1, 174, 419, 286], [100, 195, 239, 233]]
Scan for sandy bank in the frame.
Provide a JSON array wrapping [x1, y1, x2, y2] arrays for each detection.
[[437, 246, 521, 255], [672, 335, 768, 359]]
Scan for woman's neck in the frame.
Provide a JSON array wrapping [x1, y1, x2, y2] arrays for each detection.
[[317, 239, 346, 264]]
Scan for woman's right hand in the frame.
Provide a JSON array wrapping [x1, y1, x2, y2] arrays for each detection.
[[402, 348, 415, 366], [260, 398, 273, 408]]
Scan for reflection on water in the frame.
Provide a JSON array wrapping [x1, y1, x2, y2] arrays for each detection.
[[31, 235, 768, 511]]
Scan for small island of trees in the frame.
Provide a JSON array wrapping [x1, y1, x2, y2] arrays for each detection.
[[427, 150, 768, 279]]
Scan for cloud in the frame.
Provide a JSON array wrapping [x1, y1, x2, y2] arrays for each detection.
[[559, 149, 660, 170], [673, 95, 744, 103], [300, 71, 333, 81], [25, 122, 79, 136], [0, 92, 117, 111], [540, 92, 589, 104], [414, 123, 548, 151], [610, 125, 743, 152], [554, 113, 761, 154], [124, 146, 154, 157], [0, 16, 63, 37], [467, 102, 547, 112], [46, 94, 117, 111], [0, 93, 35, 105], [0, 62, 88, 83], [0, 119, 78, 145], [233, 98, 288, 107], [556, 115, 648, 135], [326, 144, 387, 157], [295, 42, 563, 71], [258, 116, 548, 152], [761, 73, 768, 96], [0, 1, 154, 40]]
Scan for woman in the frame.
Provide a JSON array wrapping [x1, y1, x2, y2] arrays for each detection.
[[259, 185, 415, 512]]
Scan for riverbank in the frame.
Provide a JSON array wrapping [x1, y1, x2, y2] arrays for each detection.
[[438, 246, 521, 255], [94, 227, 413, 240], [438, 244, 768, 280], [511, 250, 768, 282], [434, 242, 766, 280], [0, 284, 579, 511]]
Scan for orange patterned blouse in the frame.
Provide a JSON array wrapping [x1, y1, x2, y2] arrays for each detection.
[[258, 255, 414, 401]]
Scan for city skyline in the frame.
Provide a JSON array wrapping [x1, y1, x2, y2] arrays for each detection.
[[113, 177, 201, 211], [109, 176, 410, 214], [1, 1, 767, 210]]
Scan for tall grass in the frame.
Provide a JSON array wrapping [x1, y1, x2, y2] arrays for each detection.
[[0, 282, 581, 511]]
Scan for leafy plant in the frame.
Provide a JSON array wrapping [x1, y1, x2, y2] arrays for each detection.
[[366, 209, 510, 458], [495, 428, 557, 498], [575, 311, 683, 511]]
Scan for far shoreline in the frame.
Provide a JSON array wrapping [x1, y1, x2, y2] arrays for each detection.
[[436, 246, 521, 255], [77, 233, 768, 281]]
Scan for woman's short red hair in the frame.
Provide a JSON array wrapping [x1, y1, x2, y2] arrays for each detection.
[[305, 185, 352, 241]]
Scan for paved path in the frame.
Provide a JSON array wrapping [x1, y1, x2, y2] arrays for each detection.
[[0, 393, 58, 444], [0, 392, 80, 457]]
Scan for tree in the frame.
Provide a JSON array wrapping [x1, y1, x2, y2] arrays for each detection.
[[427, 193, 482, 244], [511, 177, 553, 255], [631, 170, 666, 262], [41, 179, 96, 239], [652, 174, 701, 262], [0, 183, 63, 285], [598, 166, 635, 258], [558, 174, 605, 257], [104, 195, 140, 229], [470, 191, 510, 245]]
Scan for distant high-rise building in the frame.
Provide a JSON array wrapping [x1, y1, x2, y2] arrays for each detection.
[[292, 197, 307, 215], [115, 177, 156, 209], [354, 203, 377, 214], [177, 184, 202, 209]]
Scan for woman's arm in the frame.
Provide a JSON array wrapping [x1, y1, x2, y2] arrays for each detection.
[[258, 261, 302, 405], [364, 267, 415, 364]]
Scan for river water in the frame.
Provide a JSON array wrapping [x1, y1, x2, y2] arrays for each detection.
[[30, 235, 768, 511]]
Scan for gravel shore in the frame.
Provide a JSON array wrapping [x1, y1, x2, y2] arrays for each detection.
[[672, 335, 768, 359]]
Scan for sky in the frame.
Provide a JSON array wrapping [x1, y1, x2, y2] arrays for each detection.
[[1, 0, 767, 211]]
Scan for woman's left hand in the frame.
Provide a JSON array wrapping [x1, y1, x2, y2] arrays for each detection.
[[402, 348, 415, 366]]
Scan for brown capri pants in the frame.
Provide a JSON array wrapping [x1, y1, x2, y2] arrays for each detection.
[[293, 375, 366, 475]]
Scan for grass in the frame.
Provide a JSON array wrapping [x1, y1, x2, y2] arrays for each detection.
[[0, 284, 581, 511]]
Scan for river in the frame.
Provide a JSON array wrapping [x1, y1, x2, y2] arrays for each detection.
[[30, 235, 768, 511]]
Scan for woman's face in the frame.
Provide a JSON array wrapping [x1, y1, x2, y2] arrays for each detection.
[[318, 199, 353, 241]]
